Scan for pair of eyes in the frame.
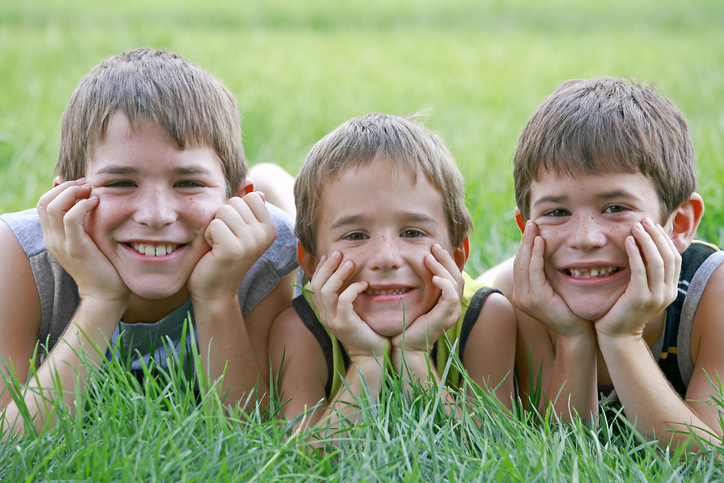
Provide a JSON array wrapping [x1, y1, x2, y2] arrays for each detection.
[[343, 229, 426, 241], [542, 205, 630, 218], [102, 180, 206, 189]]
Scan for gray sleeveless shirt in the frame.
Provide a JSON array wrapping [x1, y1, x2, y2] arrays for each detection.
[[1, 204, 298, 370]]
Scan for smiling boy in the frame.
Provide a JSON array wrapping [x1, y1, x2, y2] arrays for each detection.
[[0, 48, 298, 435], [494, 78, 724, 449], [269, 113, 515, 429]]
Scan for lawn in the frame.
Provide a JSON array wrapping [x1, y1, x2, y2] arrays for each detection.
[[1, 0, 724, 480]]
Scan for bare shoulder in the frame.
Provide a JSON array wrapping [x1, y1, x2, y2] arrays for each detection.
[[245, 271, 296, 329], [463, 292, 516, 406], [493, 258, 515, 297], [683, 262, 724, 436], [690, 261, 724, 365], [269, 303, 329, 421], [0, 220, 42, 382]]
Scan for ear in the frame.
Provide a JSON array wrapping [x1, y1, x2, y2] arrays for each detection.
[[297, 241, 318, 279], [514, 207, 526, 234], [452, 236, 470, 272], [667, 193, 705, 253], [235, 178, 255, 198], [53, 176, 65, 188]]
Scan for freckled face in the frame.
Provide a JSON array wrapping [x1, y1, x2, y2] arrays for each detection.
[[82, 113, 229, 309], [311, 163, 461, 337], [528, 171, 669, 320]]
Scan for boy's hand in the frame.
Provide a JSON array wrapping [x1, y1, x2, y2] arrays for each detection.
[[37, 179, 130, 304], [595, 218, 681, 339], [513, 221, 591, 338], [189, 192, 277, 302], [310, 251, 390, 361], [390, 244, 464, 355]]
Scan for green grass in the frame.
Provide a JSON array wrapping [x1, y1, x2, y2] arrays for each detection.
[[2, 0, 724, 479], [2, 331, 724, 481]]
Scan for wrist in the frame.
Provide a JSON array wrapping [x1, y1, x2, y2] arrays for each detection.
[[596, 330, 645, 353], [391, 348, 431, 378]]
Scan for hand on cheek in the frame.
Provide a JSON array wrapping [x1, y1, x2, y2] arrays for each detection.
[[595, 218, 681, 339], [513, 221, 590, 337], [390, 244, 463, 355], [37, 179, 129, 303], [189, 192, 277, 302], [310, 251, 390, 361]]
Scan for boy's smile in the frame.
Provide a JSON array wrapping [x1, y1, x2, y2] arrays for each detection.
[[526, 170, 670, 321], [306, 162, 465, 337], [82, 113, 230, 316]]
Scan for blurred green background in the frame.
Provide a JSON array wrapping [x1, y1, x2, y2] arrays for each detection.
[[2, 0, 723, 274]]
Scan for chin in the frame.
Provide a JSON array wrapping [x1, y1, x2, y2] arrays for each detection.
[[126, 280, 188, 301], [569, 303, 616, 322]]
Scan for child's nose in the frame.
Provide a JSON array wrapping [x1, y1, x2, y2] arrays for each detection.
[[369, 236, 403, 270], [133, 188, 177, 229], [569, 215, 607, 250]]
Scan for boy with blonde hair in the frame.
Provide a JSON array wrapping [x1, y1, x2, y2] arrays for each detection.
[[0, 48, 298, 435], [494, 77, 723, 449], [269, 113, 515, 428]]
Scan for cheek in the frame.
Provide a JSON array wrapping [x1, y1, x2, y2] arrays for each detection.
[[184, 198, 225, 232]]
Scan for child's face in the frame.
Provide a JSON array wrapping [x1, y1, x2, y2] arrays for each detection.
[[82, 113, 230, 305], [524, 170, 670, 320], [307, 162, 466, 337]]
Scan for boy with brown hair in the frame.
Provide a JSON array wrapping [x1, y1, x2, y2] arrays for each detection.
[[269, 113, 516, 429], [0, 48, 298, 435], [493, 77, 723, 449]]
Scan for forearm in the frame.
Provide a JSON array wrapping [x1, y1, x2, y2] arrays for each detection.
[[3, 297, 125, 438], [544, 330, 598, 421], [598, 334, 719, 450], [193, 295, 262, 407], [392, 350, 456, 409], [319, 357, 385, 433]]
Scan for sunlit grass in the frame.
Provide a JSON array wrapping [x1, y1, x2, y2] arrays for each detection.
[[2, 0, 724, 479]]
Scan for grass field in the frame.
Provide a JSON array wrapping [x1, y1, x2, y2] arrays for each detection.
[[2, 0, 724, 480]]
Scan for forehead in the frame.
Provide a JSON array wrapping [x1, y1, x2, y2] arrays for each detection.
[[530, 170, 663, 208], [88, 113, 222, 172], [317, 163, 447, 224]]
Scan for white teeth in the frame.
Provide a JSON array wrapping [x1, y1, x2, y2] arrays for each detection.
[[130, 243, 178, 257], [364, 288, 411, 296], [567, 267, 618, 279]]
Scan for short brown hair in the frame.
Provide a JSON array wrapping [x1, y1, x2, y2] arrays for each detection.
[[295, 113, 472, 256], [57, 47, 246, 197], [514, 77, 697, 222]]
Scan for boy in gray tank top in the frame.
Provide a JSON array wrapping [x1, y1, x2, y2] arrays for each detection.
[[0, 48, 298, 436]]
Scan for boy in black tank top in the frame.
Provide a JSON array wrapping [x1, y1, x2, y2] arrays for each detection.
[[491, 77, 724, 451], [269, 113, 516, 432]]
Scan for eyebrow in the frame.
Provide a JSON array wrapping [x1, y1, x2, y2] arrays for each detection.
[[533, 190, 643, 208], [92, 165, 215, 176], [330, 212, 439, 230]]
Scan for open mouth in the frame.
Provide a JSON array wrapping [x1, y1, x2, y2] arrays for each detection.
[[363, 288, 412, 296], [566, 266, 620, 279], [128, 242, 181, 257]]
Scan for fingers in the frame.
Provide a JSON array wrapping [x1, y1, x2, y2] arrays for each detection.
[[204, 192, 277, 251], [311, 252, 355, 299], [513, 221, 538, 296], [629, 217, 681, 304], [425, 244, 463, 297], [37, 179, 92, 235]]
